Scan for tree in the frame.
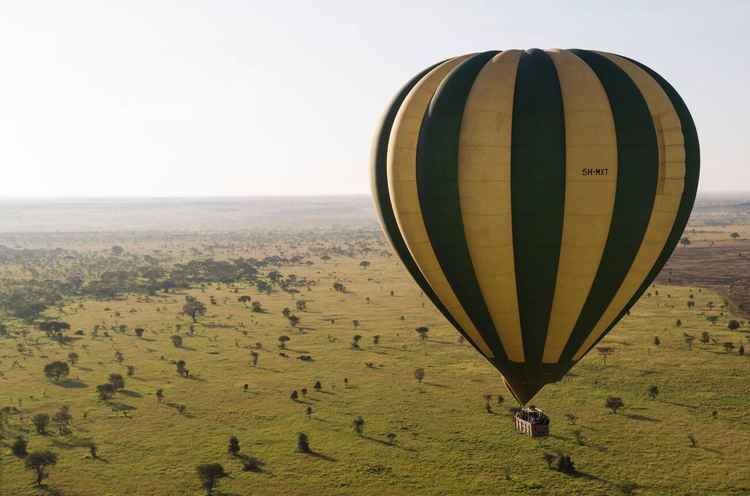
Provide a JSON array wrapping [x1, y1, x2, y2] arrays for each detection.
[[684, 335, 695, 350], [228, 436, 240, 456], [250, 351, 259, 367], [414, 368, 425, 383], [171, 335, 184, 348], [723, 342, 735, 353], [238, 295, 252, 305], [196, 463, 226, 496], [282, 307, 291, 318], [44, 361, 70, 383], [278, 335, 290, 349], [373, 335, 380, 345], [730, 232, 740, 239], [11, 437, 28, 458], [555, 454, 576, 474], [740, 344, 745, 356], [97, 383, 115, 400], [182, 296, 207, 323], [176, 360, 188, 377], [700, 331, 710, 344], [251, 301, 264, 313], [297, 432, 311, 453], [351, 334, 362, 349], [353, 416, 365, 435], [314, 381, 322, 391], [415, 326, 429, 341], [25, 450, 58, 486], [32, 413, 50, 435], [387, 433, 397, 445], [352, 319, 360, 329], [65, 353, 80, 368], [156, 389, 164, 404], [653, 336, 661, 346], [605, 397, 624, 414], [647, 385, 659, 400], [109, 373, 125, 390], [135, 328, 145, 338], [52, 406, 72, 435], [596, 347, 615, 365], [728, 319, 741, 330], [296, 300, 307, 311], [359, 260, 370, 269]]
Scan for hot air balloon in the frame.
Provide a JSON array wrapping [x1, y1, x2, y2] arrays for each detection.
[[371, 49, 699, 404]]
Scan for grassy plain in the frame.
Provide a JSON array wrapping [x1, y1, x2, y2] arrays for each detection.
[[1, 254, 749, 496]]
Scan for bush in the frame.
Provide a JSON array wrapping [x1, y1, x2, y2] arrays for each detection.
[[97, 383, 115, 400], [11, 437, 28, 458], [109, 373, 125, 390], [605, 397, 624, 414], [728, 320, 741, 330], [297, 432, 311, 453], [32, 413, 50, 434]]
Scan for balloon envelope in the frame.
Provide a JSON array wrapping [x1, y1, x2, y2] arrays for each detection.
[[371, 49, 699, 404]]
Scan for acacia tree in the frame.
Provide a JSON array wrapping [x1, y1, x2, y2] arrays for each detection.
[[415, 327, 429, 341], [228, 436, 240, 456], [196, 463, 226, 496], [44, 361, 70, 383], [25, 450, 58, 486], [647, 385, 659, 400], [278, 335, 290, 349], [182, 296, 207, 323]]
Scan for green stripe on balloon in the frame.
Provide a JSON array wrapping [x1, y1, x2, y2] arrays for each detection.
[[560, 49, 659, 364], [575, 56, 700, 359], [510, 49, 566, 368], [370, 60, 488, 355], [415, 50, 511, 365]]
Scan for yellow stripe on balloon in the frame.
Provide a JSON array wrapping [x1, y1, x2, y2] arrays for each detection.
[[573, 52, 686, 360], [457, 50, 525, 362], [387, 55, 495, 359]]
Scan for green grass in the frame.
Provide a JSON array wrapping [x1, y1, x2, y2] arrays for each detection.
[[1, 258, 749, 495]]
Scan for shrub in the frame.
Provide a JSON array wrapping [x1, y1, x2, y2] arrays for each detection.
[[97, 383, 115, 400], [31, 413, 50, 434], [297, 432, 311, 453], [605, 397, 624, 414], [11, 437, 28, 458]]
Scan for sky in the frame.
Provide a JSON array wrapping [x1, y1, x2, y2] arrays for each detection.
[[0, 1, 747, 197]]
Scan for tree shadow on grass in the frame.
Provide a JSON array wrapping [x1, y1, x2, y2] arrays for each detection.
[[38, 484, 64, 496], [361, 435, 417, 452], [57, 378, 88, 389], [304, 450, 337, 462], [51, 436, 94, 449], [109, 402, 136, 412], [119, 389, 143, 398], [422, 382, 450, 388], [254, 367, 282, 373], [624, 414, 660, 422], [659, 400, 699, 410]]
